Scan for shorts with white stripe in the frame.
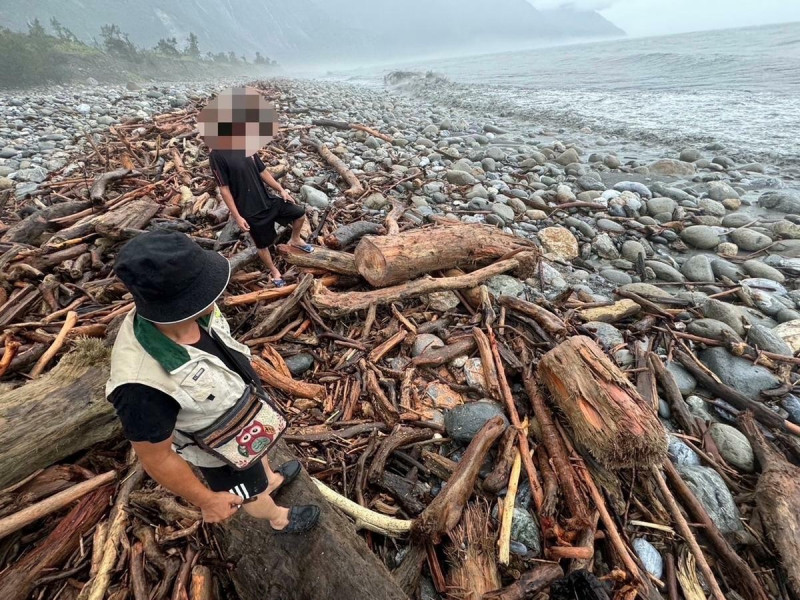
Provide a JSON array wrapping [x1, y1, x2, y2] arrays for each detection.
[[199, 460, 268, 498]]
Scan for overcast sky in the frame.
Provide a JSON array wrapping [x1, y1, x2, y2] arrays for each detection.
[[529, 0, 800, 37]]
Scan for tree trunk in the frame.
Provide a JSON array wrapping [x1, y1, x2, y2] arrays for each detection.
[[215, 441, 408, 600], [537, 336, 667, 469], [353, 223, 534, 287], [0, 339, 120, 489], [277, 244, 358, 276]]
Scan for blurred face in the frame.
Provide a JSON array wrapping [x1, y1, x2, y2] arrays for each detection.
[[197, 86, 279, 156]]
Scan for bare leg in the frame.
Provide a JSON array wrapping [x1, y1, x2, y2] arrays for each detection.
[[262, 455, 284, 495], [257, 247, 282, 281], [241, 491, 290, 529], [289, 215, 307, 247]]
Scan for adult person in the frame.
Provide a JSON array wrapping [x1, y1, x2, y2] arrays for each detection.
[[106, 230, 319, 532]]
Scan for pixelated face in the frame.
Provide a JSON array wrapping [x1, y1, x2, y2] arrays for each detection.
[[198, 86, 278, 156], [236, 419, 275, 456]]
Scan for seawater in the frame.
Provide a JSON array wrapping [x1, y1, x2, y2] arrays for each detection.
[[335, 22, 800, 168]]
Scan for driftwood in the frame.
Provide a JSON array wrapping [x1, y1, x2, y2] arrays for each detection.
[[413, 415, 505, 542], [0, 339, 119, 489], [498, 295, 567, 338], [250, 273, 314, 338], [482, 563, 564, 600], [446, 502, 501, 599], [216, 441, 407, 600], [312, 254, 533, 318], [354, 223, 534, 287], [0, 486, 113, 600], [538, 336, 667, 469], [302, 136, 365, 198], [277, 243, 358, 275], [740, 412, 800, 599], [324, 221, 385, 250], [90, 168, 135, 203], [311, 119, 394, 143]]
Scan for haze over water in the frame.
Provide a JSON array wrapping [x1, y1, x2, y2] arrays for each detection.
[[341, 22, 800, 168]]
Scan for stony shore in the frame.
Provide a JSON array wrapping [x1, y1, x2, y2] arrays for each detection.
[[2, 74, 800, 586]]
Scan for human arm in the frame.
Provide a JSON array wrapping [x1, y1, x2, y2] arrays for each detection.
[[132, 437, 242, 523], [258, 162, 295, 203], [219, 185, 250, 231]]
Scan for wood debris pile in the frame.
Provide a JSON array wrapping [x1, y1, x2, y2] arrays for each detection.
[[1, 82, 798, 600]]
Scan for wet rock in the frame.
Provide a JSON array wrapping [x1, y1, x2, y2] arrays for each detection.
[[423, 291, 460, 311], [491, 505, 542, 556], [698, 197, 727, 217], [729, 229, 772, 252], [446, 170, 477, 185], [680, 147, 701, 162], [621, 240, 647, 262], [412, 334, 445, 357], [646, 260, 685, 282], [583, 321, 624, 350], [444, 401, 508, 443], [678, 465, 742, 533], [709, 423, 754, 472], [747, 324, 793, 356], [593, 233, 620, 259], [578, 299, 640, 323], [688, 318, 743, 342], [646, 197, 677, 216], [285, 353, 315, 376], [300, 185, 330, 209], [600, 269, 632, 285], [463, 358, 487, 390], [618, 282, 673, 301], [782, 395, 800, 425], [491, 202, 515, 224], [772, 319, 800, 352], [487, 274, 525, 298], [681, 225, 721, 249], [700, 347, 780, 400], [364, 192, 389, 209], [681, 255, 714, 282], [710, 258, 744, 282], [668, 434, 701, 466], [555, 147, 580, 166], [707, 181, 739, 201], [702, 298, 747, 336], [632, 538, 663, 579], [538, 226, 579, 261], [686, 396, 716, 422], [742, 259, 785, 283], [666, 361, 696, 395], [596, 218, 625, 233], [648, 158, 695, 177], [758, 190, 800, 214]]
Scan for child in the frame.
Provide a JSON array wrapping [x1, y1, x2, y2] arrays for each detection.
[[210, 149, 312, 287]]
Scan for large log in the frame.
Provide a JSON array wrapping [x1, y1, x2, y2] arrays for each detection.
[[216, 441, 408, 600], [0, 338, 120, 489], [537, 336, 667, 469], [354, 223, 535, 287], [324, 221, 385, 250], [277, 244, 358, 276]]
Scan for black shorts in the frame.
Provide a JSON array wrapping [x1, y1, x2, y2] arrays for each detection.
[[247, 199, 306, 249], [199, 461, 268, 500]]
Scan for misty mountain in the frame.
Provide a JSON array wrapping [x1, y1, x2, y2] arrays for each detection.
[[0, 0, 623, 65]]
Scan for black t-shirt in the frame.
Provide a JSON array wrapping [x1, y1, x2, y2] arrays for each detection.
[[108, 328, 257, 444], [209, 150, 272, 219]]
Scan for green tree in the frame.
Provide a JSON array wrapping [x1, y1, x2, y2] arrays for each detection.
[[185, 32, 200, 57], [100, 24, 138, 60], [27, 18, 46, 38], [155, 37, 179, 56], [227, 51, 237, 63], [50, 18, 78, 42]]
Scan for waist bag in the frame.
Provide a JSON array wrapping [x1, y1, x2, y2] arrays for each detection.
[[183, 384, 286, 470]]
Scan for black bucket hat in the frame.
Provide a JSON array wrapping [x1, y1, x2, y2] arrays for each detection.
[[115, 230, 231, 324]]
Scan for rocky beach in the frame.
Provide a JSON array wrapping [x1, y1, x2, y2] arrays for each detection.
[[2, 73, 800, 599]]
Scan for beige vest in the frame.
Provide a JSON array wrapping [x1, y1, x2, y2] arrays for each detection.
[[106, 306, 252, 467]]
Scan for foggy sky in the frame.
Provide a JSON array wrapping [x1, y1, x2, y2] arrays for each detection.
[[529, 0, 800, 37]]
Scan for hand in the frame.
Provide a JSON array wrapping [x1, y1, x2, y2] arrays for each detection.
[[235, 215, 250, 232], [280, 189, 295, 204], [199, 491, 243, 523]]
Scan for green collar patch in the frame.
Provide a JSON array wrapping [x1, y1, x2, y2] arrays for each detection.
[[133, 316, 191, 373]]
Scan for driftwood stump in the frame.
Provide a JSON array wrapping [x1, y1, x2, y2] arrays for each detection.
[[216, 442, 408, 600], [537, 336, 667, 469]]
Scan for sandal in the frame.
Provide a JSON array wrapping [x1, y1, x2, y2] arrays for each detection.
[[269, 460, 301, 496], [271, 277, 287, 288], [291, 243, 314, 254], [271, 505, 320, 534]]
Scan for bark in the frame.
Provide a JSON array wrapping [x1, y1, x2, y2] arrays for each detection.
[[277, 244, 358, 275], [413, 416, 505, 543], [481, 563, 563, 600], [0, 339, 120, 489], [0, 486, 113, 600], [90, 168, 135, 203], [94, 198, 160, 240], [353, 223, 533, 287], [323, 221, 385, 250], [215, 441, 408, 600], [312, 255, 532, 318], [446, 502, 501, 600], [497, 295, 567, 338], [1, 200, 92, 244], [538, 336, 667, 469], [250, 274, 314, 338], [411, 336, 476, 367], [482, 426, 516, 494], [367, 426, 433, 484], [740, 412, 800, 599]]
